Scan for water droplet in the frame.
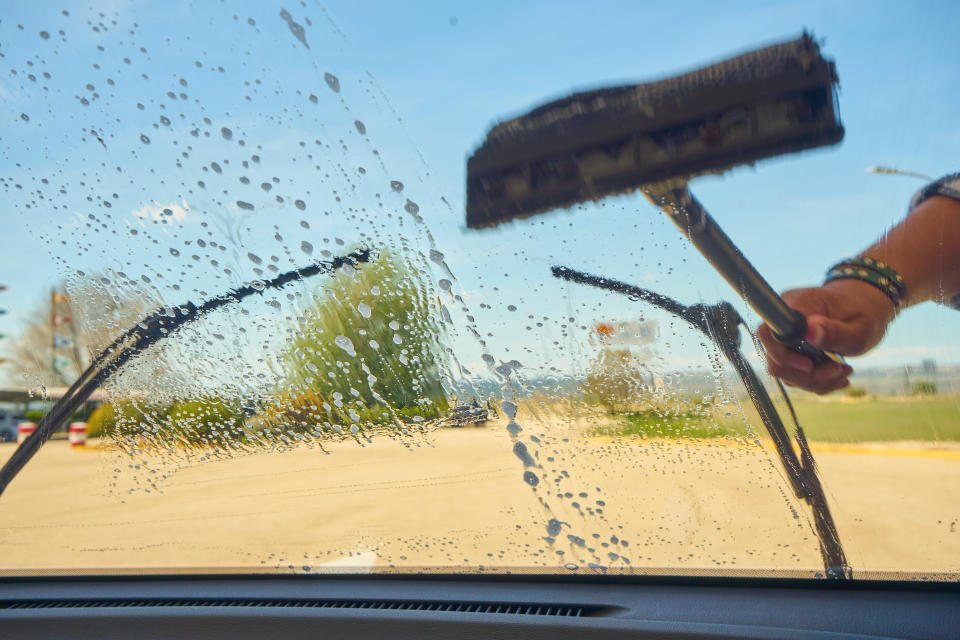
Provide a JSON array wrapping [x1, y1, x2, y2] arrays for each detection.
[[211, 162, 222, 173], [404, 199, 419, 215], [512, 441, 535, 466], [221, 127, 233, 141], [354, 120, 366, 135], [300, 220, 310, 229], [280, 8, 310, 49], [247, 252, 263, 265], [546, 519, 564, 537], [39, 31, 50, 40], [566, 535, 586, 548], [522, 471, 539, 487], [294, 199, 306, 211], [357, 302, 371, 318], [237, 200, 254, 211], [300, 241, 313, 255], [324, 72, 340, 93], [334, 335, 356, 357], [437, 279, 452, 291], [390, 180, 404, 192], [139, 133, 150, 144], [169, 248, 180, 257], [388, 320, 400, 331]]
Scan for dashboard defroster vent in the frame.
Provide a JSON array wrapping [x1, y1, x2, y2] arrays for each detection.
[[1, 598, 613, 617]]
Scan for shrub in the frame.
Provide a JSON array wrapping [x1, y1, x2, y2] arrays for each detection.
[[254, 387, 442, 441], [845, 386, 868, 398], [85, 400, 171, 440], [165, 398, 246, 446], [912, 380, 937, 396], [85, 403, 113, 438], [580, 348, 649, 414]]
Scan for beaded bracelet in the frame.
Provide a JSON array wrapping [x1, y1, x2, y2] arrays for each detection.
[[824, 256, 905, 311]]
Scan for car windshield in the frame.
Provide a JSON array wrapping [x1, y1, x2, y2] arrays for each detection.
[[1, 1, 957, 581]]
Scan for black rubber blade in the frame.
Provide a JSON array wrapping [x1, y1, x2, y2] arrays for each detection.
[[466, 32, 843, 229]]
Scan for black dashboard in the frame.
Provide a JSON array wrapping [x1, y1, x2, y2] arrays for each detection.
[[2, 574, 957, 639]]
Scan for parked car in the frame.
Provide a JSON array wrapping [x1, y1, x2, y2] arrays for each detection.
[[443, 400, 492, 427], [0, 411, 17, 443]]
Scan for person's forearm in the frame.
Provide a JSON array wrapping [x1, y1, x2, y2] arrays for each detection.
[[861, 195, 960, 308]]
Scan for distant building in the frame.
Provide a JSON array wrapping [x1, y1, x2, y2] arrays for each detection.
[[593, 319, 658, 347]]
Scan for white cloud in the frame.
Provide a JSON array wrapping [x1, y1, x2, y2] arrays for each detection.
[[131, 199, 190, 227]]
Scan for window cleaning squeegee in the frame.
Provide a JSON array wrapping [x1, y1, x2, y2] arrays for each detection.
[[466, 32, 844, 365], [465, 33, 852, 579]]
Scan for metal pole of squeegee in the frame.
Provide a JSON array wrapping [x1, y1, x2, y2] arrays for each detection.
[[647, 183, 831, 365]]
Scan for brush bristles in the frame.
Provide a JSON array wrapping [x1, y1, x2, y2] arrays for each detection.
[[466, 32, 843, 229]]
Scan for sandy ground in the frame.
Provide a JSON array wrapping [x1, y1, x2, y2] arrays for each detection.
[[0, 420, 958, 579]]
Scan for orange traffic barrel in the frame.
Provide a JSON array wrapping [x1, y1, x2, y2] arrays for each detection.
[[69, 422, 87, 447], [17, 422, 37, 445]]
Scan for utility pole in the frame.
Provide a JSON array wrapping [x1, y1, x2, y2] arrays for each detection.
[[50, 288, 55, 380], [50, 288, 73, 386], [0, 284, 6, 365]]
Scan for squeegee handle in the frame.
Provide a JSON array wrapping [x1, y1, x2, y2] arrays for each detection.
[[652, 185, 842, 367]]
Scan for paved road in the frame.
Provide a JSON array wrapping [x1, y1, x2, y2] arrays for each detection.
[[0, 421, 957, 579]]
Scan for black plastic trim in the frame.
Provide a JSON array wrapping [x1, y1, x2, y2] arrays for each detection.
[[2, 571, 957, 592]]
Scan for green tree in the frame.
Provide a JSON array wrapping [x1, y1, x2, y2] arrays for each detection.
[[271, 251, 449, 433]]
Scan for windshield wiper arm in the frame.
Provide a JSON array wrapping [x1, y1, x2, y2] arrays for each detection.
[[552, 265, 851, 580], [0, 250, 372, 498]]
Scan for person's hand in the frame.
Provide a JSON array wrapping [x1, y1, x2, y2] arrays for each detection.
[[757, 278, 897, 394]]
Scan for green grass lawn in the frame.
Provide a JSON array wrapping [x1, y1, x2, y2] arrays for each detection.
[[779, 394, 960, 443], [592, 395, 960, 443]]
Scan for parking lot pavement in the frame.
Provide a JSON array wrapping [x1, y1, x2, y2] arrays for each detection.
[[0, 424, 957, 578]]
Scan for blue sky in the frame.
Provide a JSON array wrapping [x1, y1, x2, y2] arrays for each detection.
[[1, 0, 959, 389]]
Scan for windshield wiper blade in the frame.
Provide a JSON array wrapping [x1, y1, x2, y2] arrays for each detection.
[[552, 265, 851, 580], [0, 250, 372, 498]]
